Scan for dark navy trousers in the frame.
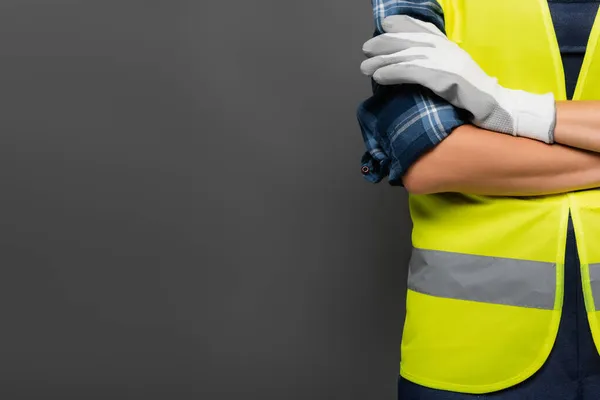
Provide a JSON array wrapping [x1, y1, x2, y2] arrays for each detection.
[[398, 217, 600, 399]]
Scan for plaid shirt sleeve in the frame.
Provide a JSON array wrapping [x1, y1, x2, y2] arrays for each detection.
[[357, 0, 468, 185]]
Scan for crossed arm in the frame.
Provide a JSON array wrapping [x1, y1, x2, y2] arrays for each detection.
[[404, 101, 600, 196], [361, 1, 600, 196]]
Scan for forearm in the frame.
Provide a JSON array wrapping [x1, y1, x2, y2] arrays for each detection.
[[554, 100, 600, 152], [404, 124, 600, 196]]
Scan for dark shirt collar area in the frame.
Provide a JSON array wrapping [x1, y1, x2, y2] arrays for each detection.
[[546, 0, 600, 98]]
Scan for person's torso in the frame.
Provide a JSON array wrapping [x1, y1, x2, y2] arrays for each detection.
[[401, 0, 600, 394]]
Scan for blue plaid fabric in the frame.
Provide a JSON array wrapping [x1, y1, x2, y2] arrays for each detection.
[[358, 0, 468, 185]]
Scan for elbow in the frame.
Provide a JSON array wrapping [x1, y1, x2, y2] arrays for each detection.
[[402, 170, 436, 195], [402, 126, 477, 194], [402, 160, 448, 195]]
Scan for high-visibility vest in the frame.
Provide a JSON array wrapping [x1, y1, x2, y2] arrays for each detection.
[[402, 0, 600, 394]]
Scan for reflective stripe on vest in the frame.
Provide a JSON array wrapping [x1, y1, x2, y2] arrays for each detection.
[[589, 264, 600, 310], [408, 249, 556, 310], [400, 0, 600, 394]]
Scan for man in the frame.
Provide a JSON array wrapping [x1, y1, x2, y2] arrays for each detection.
[[357, 0, 600, 398]]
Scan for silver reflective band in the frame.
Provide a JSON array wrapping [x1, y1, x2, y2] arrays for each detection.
[[588, 263, 600, 311], [408, 248, 556, 310]]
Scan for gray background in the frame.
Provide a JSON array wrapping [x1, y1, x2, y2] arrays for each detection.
[[0, 0, 412, 399]]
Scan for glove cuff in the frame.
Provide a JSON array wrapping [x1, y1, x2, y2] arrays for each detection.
[[510, 90, 556, 144]]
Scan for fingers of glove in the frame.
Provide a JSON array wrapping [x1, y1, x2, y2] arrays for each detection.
[[371, 61, 479, 115], [360, 48, 432, 76], [381, 15, 446, 37], [362, 32, 440, 57], [371, 60, 448, 88]]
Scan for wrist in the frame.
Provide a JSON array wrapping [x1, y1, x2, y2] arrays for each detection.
[[505, 89, 556, 144]]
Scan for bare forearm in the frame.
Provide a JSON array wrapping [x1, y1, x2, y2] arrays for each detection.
[[554, 100, 600, 152], [404, 124, 600, 196]]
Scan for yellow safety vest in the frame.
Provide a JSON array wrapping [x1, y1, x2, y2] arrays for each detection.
[[403, 0, 600, 394]]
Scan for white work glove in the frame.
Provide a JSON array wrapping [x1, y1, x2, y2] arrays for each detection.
[[361, 15, 556, 144]]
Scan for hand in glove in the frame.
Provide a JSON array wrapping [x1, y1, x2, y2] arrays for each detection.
[[361, 15, 556, 144]]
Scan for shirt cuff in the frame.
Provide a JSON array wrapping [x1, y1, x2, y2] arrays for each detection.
[[358, 85, 468, 186]]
